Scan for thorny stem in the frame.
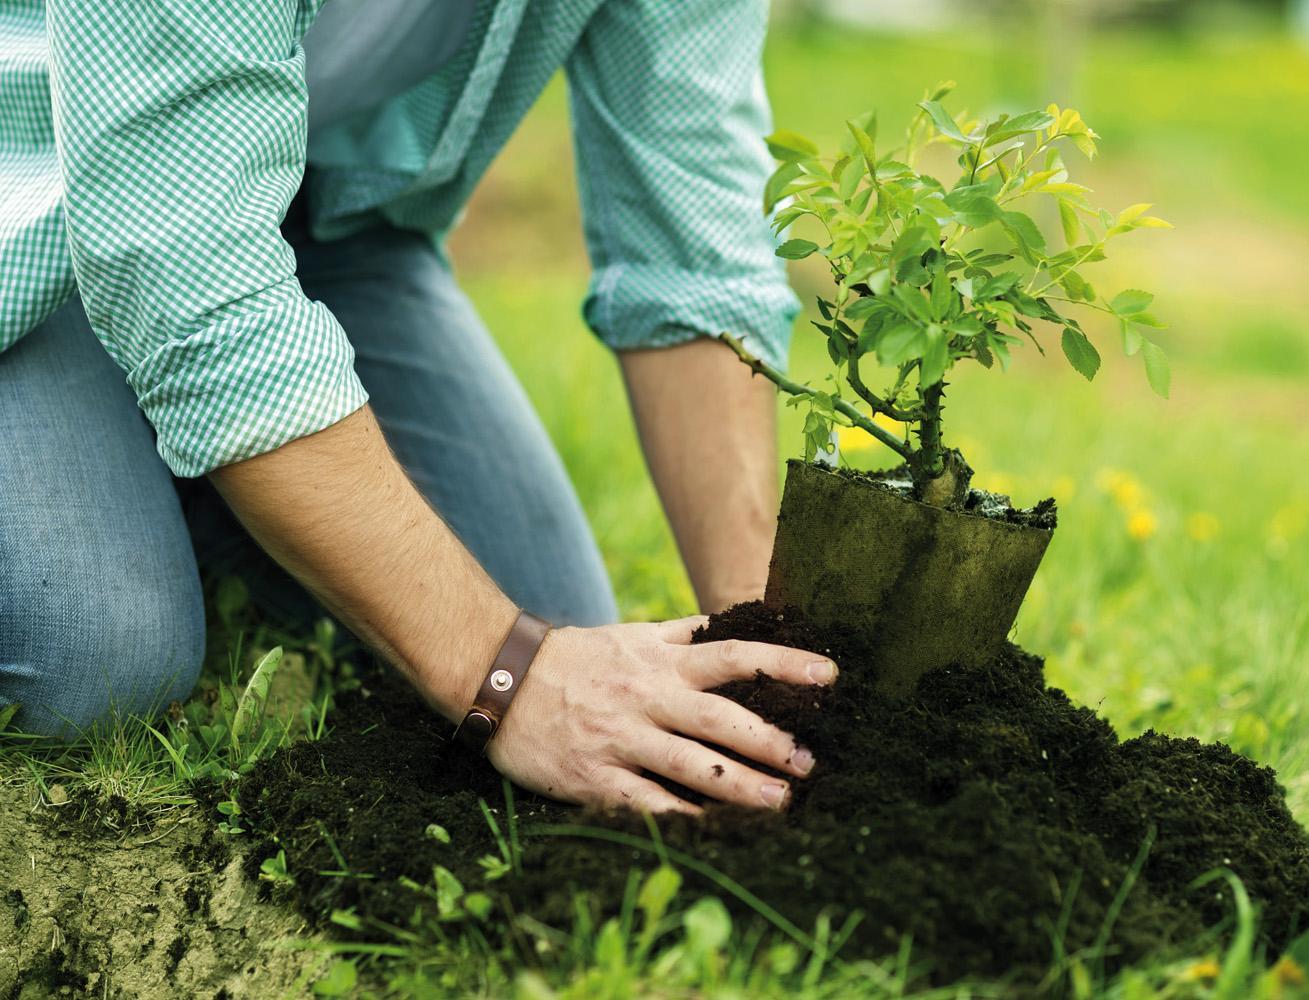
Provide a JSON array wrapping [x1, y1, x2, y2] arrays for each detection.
[[916, 380, 946, 480], [846, 353, 920, 423], [719, 333, 912, 461]]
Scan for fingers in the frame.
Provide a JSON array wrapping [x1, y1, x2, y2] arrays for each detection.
[[678, 637, 838, 690], [653, 691, 815, 779], [654, 615, 710, 645], [634, 732, 793, 811], [594, 767, 702, 816]]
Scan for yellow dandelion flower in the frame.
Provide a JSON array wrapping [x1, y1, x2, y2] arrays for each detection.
[[1094, 467, 1125, 492], [836, 424, 874, 453], [1126, 509, 1158, 541], [1095, 468, 1146, 511], [1051, 475, 1076, 502], [977, 472, 1016, 495], [1269, 504, 1308, 543], [1185, 512, 1220, 543], [952, 434, 984, 464], [1111, 478, 1143, 510], [1273, 955, 1306, 986], [874, 413, 904, 435], [1179, 958, 1222, 982]]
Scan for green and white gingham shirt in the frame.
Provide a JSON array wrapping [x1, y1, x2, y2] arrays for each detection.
[[0, 0, 798, 476]]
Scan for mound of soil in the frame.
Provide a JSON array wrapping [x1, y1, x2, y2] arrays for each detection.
[[239, 603, 1309, 989]]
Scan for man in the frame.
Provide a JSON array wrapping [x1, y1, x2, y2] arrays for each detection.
[[0, 0, 836, 814]]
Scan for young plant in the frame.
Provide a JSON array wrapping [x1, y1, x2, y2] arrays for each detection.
[[724, 83, 1171, 507]]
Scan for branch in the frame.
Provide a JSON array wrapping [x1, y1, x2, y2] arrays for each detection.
[[719, 333, 913, 461], [847, 353, 920, 422]]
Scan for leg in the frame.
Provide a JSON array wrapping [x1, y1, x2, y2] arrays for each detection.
[[0, 299, 205, 737], [298, 224, 618, 627]]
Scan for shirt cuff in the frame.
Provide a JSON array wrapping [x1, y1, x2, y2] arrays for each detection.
[[127, 288, 369, 477], [583, 263, 799, 373]]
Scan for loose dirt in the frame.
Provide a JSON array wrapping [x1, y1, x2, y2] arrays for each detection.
[[237, 602, 1309, 991], [0, 785, 326, 999]]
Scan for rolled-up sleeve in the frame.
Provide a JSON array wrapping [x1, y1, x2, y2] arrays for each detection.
[[46, 0, 367, 477], [565, 0, 800, 372]]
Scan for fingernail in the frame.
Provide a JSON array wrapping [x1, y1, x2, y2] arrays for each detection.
[[790, 747, 815, 776], [760, 782, 789, 809], [807, 660, 837, 684]]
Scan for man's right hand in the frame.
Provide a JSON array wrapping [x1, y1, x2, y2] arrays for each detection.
[[489, 617, 836, 814]]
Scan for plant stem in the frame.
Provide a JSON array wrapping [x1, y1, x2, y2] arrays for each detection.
[[719, 333, 912, 461], [847, 353, 919, 422], [916, 380, 946, 479]]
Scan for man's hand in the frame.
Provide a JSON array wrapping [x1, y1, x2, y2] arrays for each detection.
[[491, 616, 835, 814], [620, 338, 779, 614], [210, 405, 830, 812]]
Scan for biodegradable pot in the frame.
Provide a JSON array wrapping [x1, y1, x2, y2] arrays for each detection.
[[764, 460, 1053, 697]]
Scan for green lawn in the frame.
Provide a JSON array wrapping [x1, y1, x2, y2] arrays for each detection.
[[4, 18, 1309, 999]]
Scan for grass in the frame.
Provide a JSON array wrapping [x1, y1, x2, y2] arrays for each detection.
[[3, 13, 1309, 999]]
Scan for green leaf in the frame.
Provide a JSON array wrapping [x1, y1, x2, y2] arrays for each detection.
[[231, 646, 283, 746], [846, 119, 878, 177], [927, 80, 957, 101], [463, 891, 493, 921], [763, 161, 803, 214], [637, 865, 682, 926], [929, 268, 954, 321], [1058, 198, 1080, 245], [919, 324, 949, 386], [0, 702, 19, 733], [1141, 340, 1171, 398], [765, 129, 819, 161], [313, 960, 358, 997], [1060, 328, 1101, 381], [943, 184, 1002, 228], [985, 110, 1057, 145], [776, 239, 819, 260], [683, 898, 732, 953], [1000, 211, 1047, 257], [889, 226, 933, 269], [770, 205, 812, 233], [1121, 319, 1144, 356], [876, 323, 924, 366], [875, 160, 912, 180], [1110, 289, 1154, 316], [837, 155, 862, 199], [843, 297, 881, 322], [918, 100, 969, 143]]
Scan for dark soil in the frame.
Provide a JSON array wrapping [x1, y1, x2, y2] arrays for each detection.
[[842, 463, 1059, 530], [238, 603, 1309, 990]]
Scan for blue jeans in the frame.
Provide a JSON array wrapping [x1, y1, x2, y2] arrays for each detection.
[[0, 209, 617, 737]]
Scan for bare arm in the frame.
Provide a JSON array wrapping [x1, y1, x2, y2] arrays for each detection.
[[620, 338, 779, 613], [209, 405, 833, 813]]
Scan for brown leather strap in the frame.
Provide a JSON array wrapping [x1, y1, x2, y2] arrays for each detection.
[[453, 610, 551, 754]]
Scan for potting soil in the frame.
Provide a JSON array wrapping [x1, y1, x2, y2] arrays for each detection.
[[237, 602, 1309, 988]]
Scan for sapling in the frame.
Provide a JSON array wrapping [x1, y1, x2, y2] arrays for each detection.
[[723, 82, 1170, 508]]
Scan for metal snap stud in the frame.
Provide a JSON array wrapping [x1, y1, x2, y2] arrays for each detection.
[[490, 669, 514, 692]]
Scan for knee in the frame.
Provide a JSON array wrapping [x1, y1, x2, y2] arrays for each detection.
[[0, 577, 205, 739]]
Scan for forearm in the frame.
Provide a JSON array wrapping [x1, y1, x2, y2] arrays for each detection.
[[207, 405, 517, 721], [208, 402, 834, 815], [619, 337, 778, 614]]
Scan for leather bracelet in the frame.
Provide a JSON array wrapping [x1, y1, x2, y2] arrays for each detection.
[[453, 610, 551, 754]]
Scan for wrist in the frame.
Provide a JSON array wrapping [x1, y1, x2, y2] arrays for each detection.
[[415, 591, 520, 723]]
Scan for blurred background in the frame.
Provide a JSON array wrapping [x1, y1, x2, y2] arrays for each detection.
[[446, 0, 1309, 812]]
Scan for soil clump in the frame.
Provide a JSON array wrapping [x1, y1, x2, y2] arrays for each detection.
[[238, 602, 1309, 989]]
